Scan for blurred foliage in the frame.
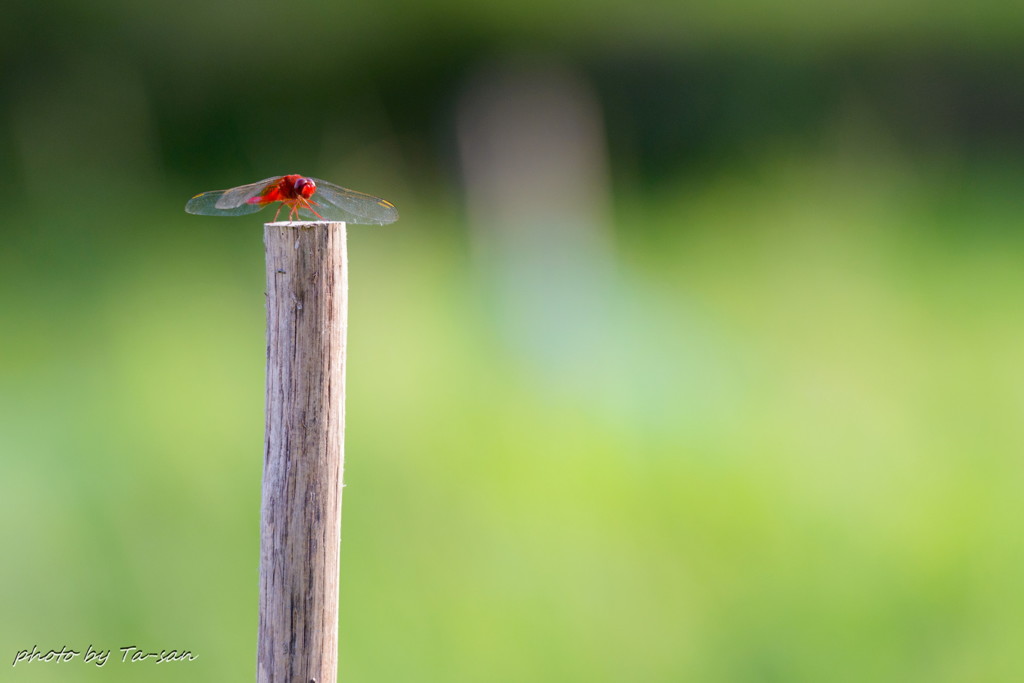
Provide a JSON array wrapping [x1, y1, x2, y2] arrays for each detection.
[[1, 0, 1023, 682]]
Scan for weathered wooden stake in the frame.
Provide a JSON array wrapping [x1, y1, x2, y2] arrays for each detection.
[[258, 222, 347, 683]]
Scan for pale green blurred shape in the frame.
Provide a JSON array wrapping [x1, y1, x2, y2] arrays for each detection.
[[2, 142, 1023, 682]]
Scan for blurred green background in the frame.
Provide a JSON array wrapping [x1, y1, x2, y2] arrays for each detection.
[[2, 0, 1023, 681]]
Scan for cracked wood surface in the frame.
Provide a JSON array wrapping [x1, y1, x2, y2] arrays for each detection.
[[258, 222, 347, 683]]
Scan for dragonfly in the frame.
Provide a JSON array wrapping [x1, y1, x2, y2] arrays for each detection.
[[185, 174, 399, 225]]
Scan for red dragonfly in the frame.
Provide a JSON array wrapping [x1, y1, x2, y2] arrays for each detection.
[[185, 174, 399, 225]]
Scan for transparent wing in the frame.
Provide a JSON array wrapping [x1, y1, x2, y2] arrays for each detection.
[[215, 177, 282, 209], [185, 190, 267, 216], [308, 178, 399, 225], [184, 177, 282, 216]]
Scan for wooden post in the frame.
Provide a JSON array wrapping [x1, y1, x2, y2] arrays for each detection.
[[258, 221, 347, 683]]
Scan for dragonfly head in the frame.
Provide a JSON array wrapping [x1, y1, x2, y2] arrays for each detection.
[[293, 176, 317, 199]]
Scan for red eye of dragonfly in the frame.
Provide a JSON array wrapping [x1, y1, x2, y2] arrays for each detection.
[[292, 176, 316, 199], [185, 174, 399, 225]]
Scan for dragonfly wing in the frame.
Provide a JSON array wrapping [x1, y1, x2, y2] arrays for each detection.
[[310, 178, 399, 225], [214, 177, 282, 209], [185, 190, 267, 216]]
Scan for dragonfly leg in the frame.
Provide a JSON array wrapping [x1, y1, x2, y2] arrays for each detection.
[[306, 200, 325, 221]]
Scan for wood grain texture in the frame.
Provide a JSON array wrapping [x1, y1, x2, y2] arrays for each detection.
[[259, 222, 347, 683]]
